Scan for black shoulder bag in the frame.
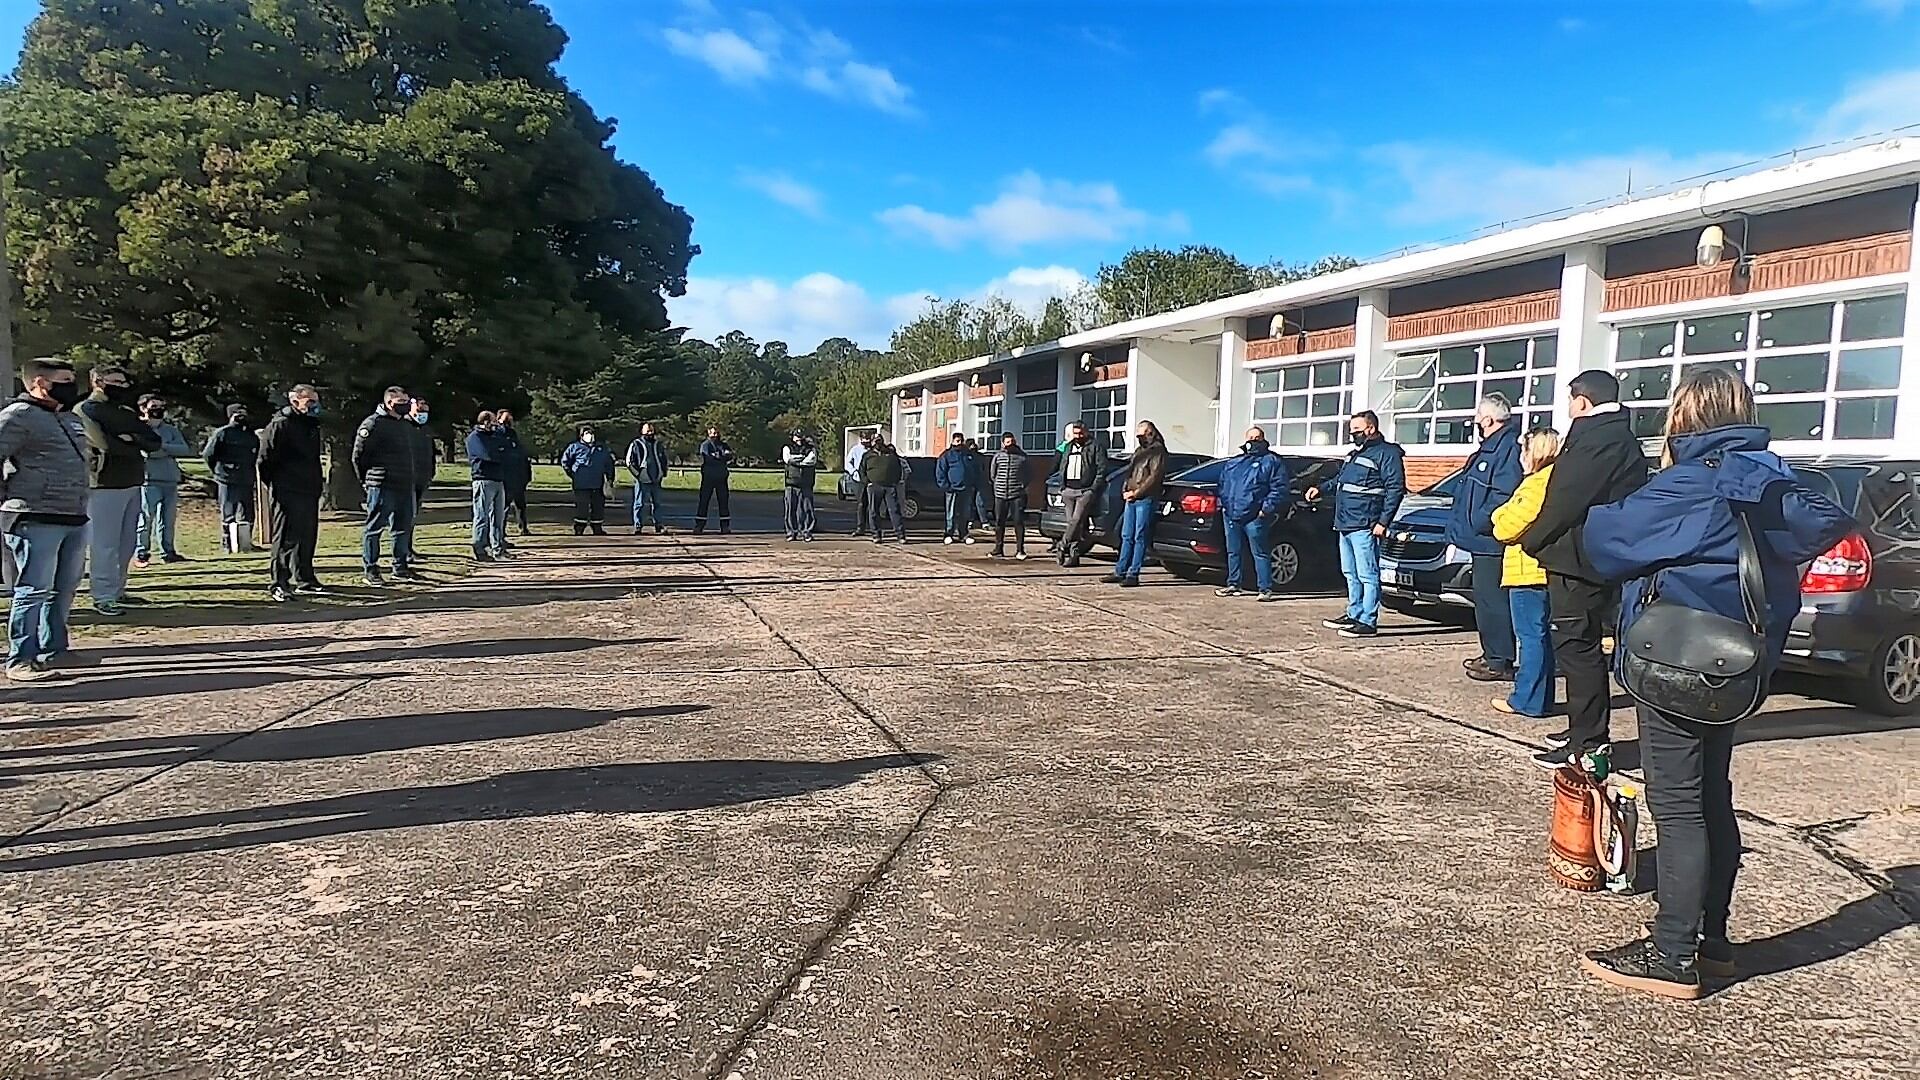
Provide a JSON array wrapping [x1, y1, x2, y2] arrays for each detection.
[[1618, 505, 1769, 725]]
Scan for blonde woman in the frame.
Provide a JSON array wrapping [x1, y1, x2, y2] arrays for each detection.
[[1576, 369, 1852, 999], [1488, 428, 1560, 718]]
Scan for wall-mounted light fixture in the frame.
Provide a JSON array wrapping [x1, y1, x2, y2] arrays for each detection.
[[968, 372, 981, 387], [1078, 351, 1096, 373], [1696, 216, 1755, 282]]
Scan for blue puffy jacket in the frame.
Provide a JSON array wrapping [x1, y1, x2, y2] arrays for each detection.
[[934, 447, 976, 492], [466, 426, 510, 482], [1445, 419, 1523, 556], [1583, 425, 1853, 678], [560, 440, 616, 490], [1218, 445, 1291, 524], [1328, 436, 1406, 533]]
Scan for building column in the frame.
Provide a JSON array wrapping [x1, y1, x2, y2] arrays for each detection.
[[1896, 198, 1920, 448], [1056, 351, 1077, 442], [1216, 318, 1250, 456], [919, 385, 933, 455], [954, 377, 973, 442], [1554, 244, 1607, 426], [1351, 289, 1389, 416], [888, 390, 902, 441]]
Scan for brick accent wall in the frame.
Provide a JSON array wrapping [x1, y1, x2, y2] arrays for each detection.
[[1073, 360, 1129, 386], [971, 371, 1006, 399], [931, 388, 959, 405], [1603, 231, 1912, 311], [1386, 291, 1561, 342], [900, 395, 921, 410], [1404, 456, 1466, 492], [1246, 325, 1358, 361]]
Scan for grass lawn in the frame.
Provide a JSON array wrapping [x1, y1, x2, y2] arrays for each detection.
[[516, 463, 838, 494]]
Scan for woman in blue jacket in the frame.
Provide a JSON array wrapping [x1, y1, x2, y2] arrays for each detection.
[[1577, 369, 1852, 1000]]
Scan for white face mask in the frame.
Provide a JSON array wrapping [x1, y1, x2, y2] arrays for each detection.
[[581, 433, 595, 444]]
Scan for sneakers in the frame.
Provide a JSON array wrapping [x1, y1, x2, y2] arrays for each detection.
[[1491, 697, 1517, 715], [1465, 656, 1516, 682], [1064, 554, 1082, 568], [1579, 938, 1702, 1000], [131, 556, 151, 570], [5, 659, 62, 683], [1256, 591, 1279, 603], [1698, 937, 1737, 979], [963, 536, 977, 545], [161, 553, 188, 564], [1215, 586, 1243, 598], [298, 580, 328, 595], [1543, 729, 1572, 750], [1100, 573, 1123, 584], [92, 601, 126, 618], [988, 550, 1004, 559], [362, 570, 386, 586], [634, 526, 645, 536], [1015, 551, 1029, 561], [1118, 577, 1140, 588], [392, 567, 425, 582], [473, 550, 497, 563], [1322, 615, 1357, 631], [943, 537, 956, 546], [1531, 744, 1576, 771], [1338, 622, 1377, 638], [269, 586, 294, 603]]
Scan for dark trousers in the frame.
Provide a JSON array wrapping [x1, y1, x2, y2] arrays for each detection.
[[852, 481, 872, 535], [1549, 573, 1615, 751], [1642, 705, 1740, 961], [696, 475, 731, 530], [507, 481, 530, 532], [993, 496, 1027, 554], [215, 481, 254, 525], [572, 487, 606, 534], [268, 489, 320, 590], [866, 483, 904, 540], [1471, 552, 1517, 669], [1059, 486, 1098, 554]]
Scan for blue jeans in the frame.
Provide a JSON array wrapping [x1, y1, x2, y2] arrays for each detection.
[[6, 521, 88, 666], [784, 486, 817, 538], [1224, 516, 1274, 593], [1114, 498, 1156, 579], [363, 484, 417, 572], [1507, 585, 1557, 716], [632, 481, 665, 528], [1337, 529, 1381, 627], [944, 490, 974, 538], [136, 482, 180, 560], [470, 479, 507, 555], [1472, 552, 1517, 670], [87, 487, 143, 604]]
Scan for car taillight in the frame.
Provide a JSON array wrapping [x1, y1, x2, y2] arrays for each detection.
[[1801, 533, 1872, 594], [1179, 492, 1218, 515]]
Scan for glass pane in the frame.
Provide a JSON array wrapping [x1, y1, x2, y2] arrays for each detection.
[[1393, 418, 1430, 445], [1482, 378, 1524, 407], [1433, 417, 1474, 444], [1281, 395, 1309, 419], [1310, 391, 1342, 417], [1616, 322, 1676, 362], [1384, 351, 1436, 380], [1618, 365, 1674, 403], [1756, 303, 1834, 349], [1436, 382, 1479, 410], [1282, 366, 1310, 392], [1835, 346, 1902, 391], [1438, 346, 1481, 378], [1630, 406, 1668, 438], [1833, 397, 1897, 440], [1757, 399, 1826, 440], [1527, 411, 1554, 431], [1752, 352, 1829, 396], [1532, 335, 1559, 368], [1308, 421, 1341, 447], [1312, 360, 1345, 388], [1112, 386, 1128, 406], [1390, 386, 1433, 412], [1342, 391, 1354, 415], [1528, 375, 1554, 406], [1841, 294, 1906, 342], [1278, 422, 1308, 445], [1682, 312, 1748, 355], [1254, 370, 1281, 394], [1484, 339, 1527, 372], [1679, 359, 1743, 382], [1253, 397, 1280, 421]]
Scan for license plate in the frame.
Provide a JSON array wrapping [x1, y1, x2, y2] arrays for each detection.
[[1383, 570, 1411, 588], [1047, 494, 1063, 508]]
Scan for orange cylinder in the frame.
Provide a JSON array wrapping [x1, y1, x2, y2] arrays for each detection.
[[1549, 768, 1604, 892]]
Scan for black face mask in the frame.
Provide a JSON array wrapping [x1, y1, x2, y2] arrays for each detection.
[[48, 382, 83, 409], [1349, 431, 1370, 447], [1243, 439, 1269, 454], [103, 385, 138, 406], [231, 413, 249, 426]]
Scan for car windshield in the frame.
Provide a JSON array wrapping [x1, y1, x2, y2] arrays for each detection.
[[1420, 469, 1464, 497], [1171, 459, 1227, 485]]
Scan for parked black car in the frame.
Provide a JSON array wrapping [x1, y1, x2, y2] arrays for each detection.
[[1777, 458, 1920, 716], [1147, 455, 1346, 589], [1037, 452, 1212, 549], [835, 455, 940, 521]]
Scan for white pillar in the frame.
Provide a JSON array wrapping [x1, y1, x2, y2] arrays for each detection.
[[1555, 244, 1607, 427], [888, 390, 902, 441], [1216, 318, 1250, 456], [1352, 289, 1389, 415], [919, 384, 933, 455], [955, 377, 973, 440], [1895, 198, 1920, 448], [1056, 350, 1077, 442]]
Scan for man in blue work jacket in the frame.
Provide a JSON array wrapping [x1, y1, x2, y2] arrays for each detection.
[[1306, 410, 1405, 639]]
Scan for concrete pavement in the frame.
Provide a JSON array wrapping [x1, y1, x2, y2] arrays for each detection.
[[1, 492, 1914, 1079]]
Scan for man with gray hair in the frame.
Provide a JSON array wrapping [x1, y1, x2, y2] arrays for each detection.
[[1446, 392, 1523, 682]]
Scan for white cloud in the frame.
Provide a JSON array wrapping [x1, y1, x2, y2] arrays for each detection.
[[1811, 66, 1920, 141], [879, 171, 1176, 251], [660, 27, 770, 84], [1197, 88, 1243, 113], [739, 171, 825, 217], [660, 5, 915, 117], [980, 265, 1089, 310], [1557, 16, 1589, 32], [1204, 123, 1282, 166], [1366, 144, 1753, 227]]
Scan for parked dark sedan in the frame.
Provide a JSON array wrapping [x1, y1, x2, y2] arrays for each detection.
[[1778, 458, 1920, 716], [1036, 452, 1212, 549], [835, 455, 940, 521], [1147, 455, 1346, 589]]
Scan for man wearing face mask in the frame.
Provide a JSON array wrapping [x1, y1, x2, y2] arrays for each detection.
[[352, 386, 421, 585], [694, 426, 735, 535], [561, 424, 616, 535], [0, 358, 94, 678], [1105, 420, 1168, 588], [403, 395, 437, 565], [1446, 393, 1523, 683], [75, 365, 162, 616], [1053, 422, 1102, 568], [202, 403, 261, 553], [133, 393, 197, 568], [259, 384, 327, 602], [1306, 411, 1405, 638], [1216, 426, 1291, 601]]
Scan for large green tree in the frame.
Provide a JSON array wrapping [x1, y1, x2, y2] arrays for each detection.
[[1, 0, 695, 503]]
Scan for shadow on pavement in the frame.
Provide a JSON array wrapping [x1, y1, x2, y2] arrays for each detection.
[[0, 704, 708, 776], [78, 635, 407, 659], [1732, 705, 1919, 743], [0, 714, 134, 733], [1, 752, 930, 871], [1726, 864, 1918, 988], [133, 635, 677, 672]]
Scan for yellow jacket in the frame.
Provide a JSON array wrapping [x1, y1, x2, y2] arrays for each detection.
[[1491, 464, 1552, 587]]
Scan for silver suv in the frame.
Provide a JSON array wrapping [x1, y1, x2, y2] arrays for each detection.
[[1377, 468, 1475, 612]]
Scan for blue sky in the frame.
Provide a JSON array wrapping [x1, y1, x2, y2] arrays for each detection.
[[5, 0, 1920, 349]]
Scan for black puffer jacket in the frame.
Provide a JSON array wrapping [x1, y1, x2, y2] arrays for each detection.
[[1520, 404, 1649, 582], [259, 407, 325, 496], [408, 421, 436, 492], [352, 407, 416, 490]]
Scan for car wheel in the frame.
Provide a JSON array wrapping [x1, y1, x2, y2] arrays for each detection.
[[1859, 631, 1920, 717], [901, 495, 921, 521], [1268, 539, 1303, 589]]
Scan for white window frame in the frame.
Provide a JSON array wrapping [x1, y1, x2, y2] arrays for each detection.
[[1608, 289, 1906, 447], [1017, 391, 1057, 453], [899, 410, 925, 454], [1249, 355, 1355, 449], [1077, 381, 1130, 457], [971, 399, 1003, 441], [1382, 333, 1558, 448]]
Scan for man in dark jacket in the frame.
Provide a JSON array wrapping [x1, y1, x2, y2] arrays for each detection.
[[496, 409, 533, 535], [987, 432, 1031, 559], [1105, 421, 1168, 587], [1519, 370, 1650, 767], [1216, 427, 1291, 600], [202, 403, 261, 552], [466, 411, 511, 560], [1446, 393, 1523, 681], [560, 425, 616, 535], [403, 395, 436, 564], [0, 357, 93, 677], [351, 386, 419, 585], [934, 431, 978, 545], [75, 364, 161, 616], [1307, 411, 1406, 638], [780, 431, 823, 541], [859, 434, 907, 543], [694, 426, 734, 535], [625, 421, 669, 535], [1054, 422, 1103, 567], [259, 384, 327, 602], [967, 438, 992, 535]]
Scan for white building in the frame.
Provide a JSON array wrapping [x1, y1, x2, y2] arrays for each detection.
[[881, 139, 1920, 492]]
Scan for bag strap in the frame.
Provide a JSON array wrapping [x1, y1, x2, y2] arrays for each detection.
[[1730, 503, 1766, 638]]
